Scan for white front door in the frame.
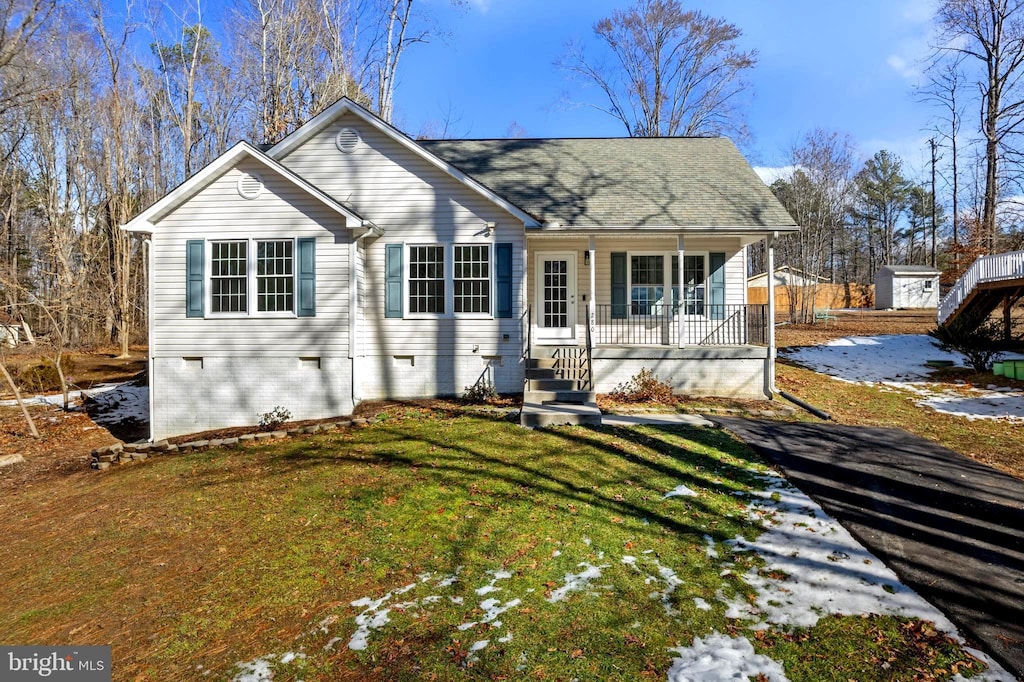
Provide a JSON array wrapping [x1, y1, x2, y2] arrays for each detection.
[[536, 252, 577, 341]]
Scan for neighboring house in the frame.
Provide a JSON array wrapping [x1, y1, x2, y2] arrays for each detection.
[[748, 266, 828, 288], [123, 98, 799, 441], [875, 265, 941, 309], [1, 314, 23, 347]]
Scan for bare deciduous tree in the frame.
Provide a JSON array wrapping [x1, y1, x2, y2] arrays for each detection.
[[936, 0, 1024, 252], [560, 0, 756, 138]]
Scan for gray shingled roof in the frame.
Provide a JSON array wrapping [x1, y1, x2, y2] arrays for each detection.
[[418, 137, 797, 230]]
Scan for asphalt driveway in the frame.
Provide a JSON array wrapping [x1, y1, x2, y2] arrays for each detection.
[[713, 417, 1024, 680]]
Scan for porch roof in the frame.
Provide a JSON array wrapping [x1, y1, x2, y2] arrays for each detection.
[[418, 137, 798, 232]]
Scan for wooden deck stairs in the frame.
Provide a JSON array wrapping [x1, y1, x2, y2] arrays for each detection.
[[939, 250, 1024, 334]]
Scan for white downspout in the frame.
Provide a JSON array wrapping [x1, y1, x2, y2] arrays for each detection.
[[144, 237, 155, 442], [350, 223, 378, 410]]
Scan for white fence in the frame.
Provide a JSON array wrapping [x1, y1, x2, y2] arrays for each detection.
[[938, 250, 1024, 324]]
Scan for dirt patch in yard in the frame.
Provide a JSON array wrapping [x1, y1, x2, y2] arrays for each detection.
[[0, 405, 120, 491]]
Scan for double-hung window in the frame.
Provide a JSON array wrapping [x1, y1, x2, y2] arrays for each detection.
[[211, 241, 248, 313], [209, 239, 296, 315], [630, 255, 664, 315], [257, 240, 294, 312], [406, 244, 492, 316], [683, 255, 706, 316], [454, 245, 491, 314], [408, 245, 446, 314]]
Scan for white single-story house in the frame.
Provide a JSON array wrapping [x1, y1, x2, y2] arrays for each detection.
[[875, 265, 941, 309], [123, 98, 799, 441], [748, 265, 828, 289]]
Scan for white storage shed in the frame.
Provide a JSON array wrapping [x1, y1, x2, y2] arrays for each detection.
[[874, 265, 941, 309]]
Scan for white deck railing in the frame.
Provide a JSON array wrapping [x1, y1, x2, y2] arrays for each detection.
[[938, 250, 1024, 324]]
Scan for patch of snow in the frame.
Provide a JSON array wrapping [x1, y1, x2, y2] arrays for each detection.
[[278, 652, 304, 664], [349, 593, 393, 651], [728, 473, 957, 630], [231, 656, 274, 682], [783, 335, 1024, 422], [664, 484, 698, 498], [648, 561, 684, 614], [84, 384, 150, 427], [498, 632, 513, 643], [693, 597, 711, 611], [783, 335, 958, 383], [474, 568, 513, 595], [457, 597, 521, 631], [703, 535, 718, 559], [546, 563, 610, 602], [323, 637, 342, 652], [470, 639, 489, 652], [666, 632, 789, 682], [719, 471, 1015, 679]]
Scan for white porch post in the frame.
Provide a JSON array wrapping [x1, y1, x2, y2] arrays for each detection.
[[588, 236, 596, 337], [766, 232, 777, 389], [677, 235, 686, 347]]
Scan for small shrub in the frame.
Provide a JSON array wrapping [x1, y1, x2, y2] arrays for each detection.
[[609, 368, 675, 404], [929, 321, 1003, 372], [257, 406, 292, 431], [14, 357, 76, 394], [462, 380, 498, 404]]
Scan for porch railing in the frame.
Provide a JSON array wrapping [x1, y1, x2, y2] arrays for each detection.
[[593, 304, 768, 347]]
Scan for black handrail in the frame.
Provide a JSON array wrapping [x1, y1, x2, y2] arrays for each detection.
[[585, 309, 594, 390]]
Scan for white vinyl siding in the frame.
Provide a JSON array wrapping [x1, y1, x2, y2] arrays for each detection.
[[150, 160, 352, 358], [279, 112, 526, 384]]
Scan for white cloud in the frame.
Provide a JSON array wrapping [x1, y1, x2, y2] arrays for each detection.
[[753, 165, 798, 185], [887, 54, 920, 80]]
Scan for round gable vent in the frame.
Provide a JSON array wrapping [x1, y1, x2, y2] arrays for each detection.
[[237, 171, 263, 200], [336, 127, 361, 154]]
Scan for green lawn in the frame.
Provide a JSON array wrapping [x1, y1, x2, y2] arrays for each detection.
[[0, 407, 988, 681]]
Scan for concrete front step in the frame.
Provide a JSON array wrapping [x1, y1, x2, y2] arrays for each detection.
[[526, 367, 558, 380], [520, 401, 603, 428], [526, 378, 578, 391], [527, 358, 559, 369], [524, 389, 596, 404]]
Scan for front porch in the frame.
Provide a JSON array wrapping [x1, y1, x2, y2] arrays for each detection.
[[524, 233, 777, 350], [521, 233, 779, 403]]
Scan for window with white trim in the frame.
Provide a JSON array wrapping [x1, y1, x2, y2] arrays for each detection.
[[631, 255, 664, 315], [209, 239, 297, 315], [256, 240, 294, 312], [409, 245, 445, 314], [211, 241, 248, 313], [683, 255, 706, 316], [454, 245, 491, 313]]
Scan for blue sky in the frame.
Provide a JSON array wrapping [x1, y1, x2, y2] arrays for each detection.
[[392, 0, 942, 181]]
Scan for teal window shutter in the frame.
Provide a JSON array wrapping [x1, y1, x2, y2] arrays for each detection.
[[385, 243, 403, 318], [611, 252, 627, 319], [709, 252, 726, 320], [186, 239, 204, 318], [495, 243, 513, 318], [297, 237, 316, 317]]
